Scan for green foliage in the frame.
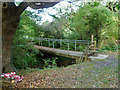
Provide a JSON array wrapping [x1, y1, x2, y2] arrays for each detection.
[[116, 2, 120, 9], [12, 10, 40, 69], [40, 18, 66, 39], [12, 2, 119, 70], [99, 39, 118, 52], [101, 45, 118, 52], [91, 2, 100, 7], [43, 57, 58, 69], [69, 4, 118, 51], [33, 3, 118, 52], [73, 5, 112, 39]]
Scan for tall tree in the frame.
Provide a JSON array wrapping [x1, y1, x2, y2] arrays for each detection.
[[73, 4, 117, 43], [2, 1, 60, 73]]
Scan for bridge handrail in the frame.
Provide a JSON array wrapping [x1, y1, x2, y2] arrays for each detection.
[[34, 37, 94, 44], [27, 37, 95, 52]]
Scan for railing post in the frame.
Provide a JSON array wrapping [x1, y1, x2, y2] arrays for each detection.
[[41, 40, 42, 46], [91, 34, 93, 44], [60, 40, 62, 49], [39, 38, 40, 46], [53, 41, 54, 49], [85, 45, 88, 62], [48, 40, 50, 47], [94, 40, 96, 51], [68, 41, 69, 51], [75, 40, 76, 51]]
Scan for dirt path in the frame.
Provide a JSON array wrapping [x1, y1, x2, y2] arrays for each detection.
[[15, 51, 118, 88]]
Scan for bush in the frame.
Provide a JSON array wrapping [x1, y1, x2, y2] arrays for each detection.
[[43, 57, 58, 69], [100, 44, 118, 52], [12, 10, 40, 69]]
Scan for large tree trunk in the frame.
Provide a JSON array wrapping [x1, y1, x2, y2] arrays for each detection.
[[2, 22, 20, 72], [2, 33, 15, 72], [2, 2, 21, 72]]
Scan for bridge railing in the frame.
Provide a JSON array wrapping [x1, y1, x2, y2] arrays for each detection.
[[30, 37, 95, 52]]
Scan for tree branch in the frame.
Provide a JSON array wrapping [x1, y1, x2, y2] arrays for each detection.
[[108, 2, 112, 11], [28, 2, 59, 9], [17, 1, 61, 15], [17, 2, 29, 15], [113, 2, 117, 12]]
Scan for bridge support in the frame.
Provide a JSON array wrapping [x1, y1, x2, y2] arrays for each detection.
[[76, 57, 80, 64], [76, 56, 84, 64]]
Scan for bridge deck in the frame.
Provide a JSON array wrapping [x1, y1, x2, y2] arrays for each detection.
[[34, 45, 84, 59]]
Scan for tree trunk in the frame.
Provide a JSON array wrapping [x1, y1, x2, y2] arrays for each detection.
[[2, 2, 20, 72], [2, 33, 14, 72], [2, 18, 20, 73]]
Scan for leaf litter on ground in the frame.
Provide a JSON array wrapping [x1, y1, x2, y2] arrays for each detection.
[[14, 52, 118, 88]]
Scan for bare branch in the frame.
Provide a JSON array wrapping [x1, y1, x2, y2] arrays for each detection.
[[108, 2, 112, 11], [113, 2, 117, 12]]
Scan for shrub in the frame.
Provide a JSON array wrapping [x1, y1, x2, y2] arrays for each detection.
[[43, 57, 58, 69]]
